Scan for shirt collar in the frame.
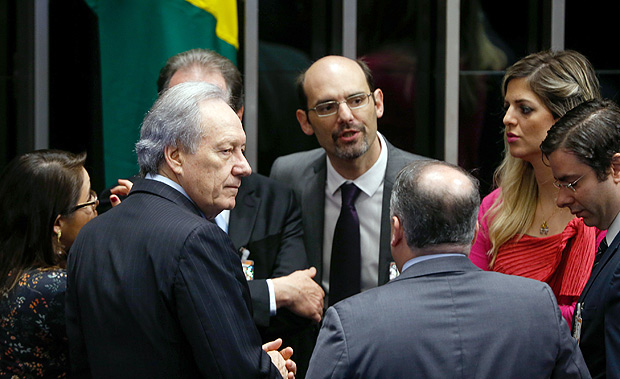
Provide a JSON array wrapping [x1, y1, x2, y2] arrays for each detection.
[[401, 253, 466, 273], [606, 211, 620, 246], [326, 132, 388, 197], [145, 173, 206, 218]]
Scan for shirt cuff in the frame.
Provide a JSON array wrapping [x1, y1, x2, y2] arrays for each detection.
[[266, 279, 277, 316]]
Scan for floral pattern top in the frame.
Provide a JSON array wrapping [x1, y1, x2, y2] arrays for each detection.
[[1, 268, 68, 378]]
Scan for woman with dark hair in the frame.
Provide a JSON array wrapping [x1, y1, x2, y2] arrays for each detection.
[[0, 150, 98, 377]]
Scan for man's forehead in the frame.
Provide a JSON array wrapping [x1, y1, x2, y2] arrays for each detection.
[[198, 99, 244, 135], [304, 58, 368, 96], [170, 67, 227, 92], [549, 149, 589, 178]]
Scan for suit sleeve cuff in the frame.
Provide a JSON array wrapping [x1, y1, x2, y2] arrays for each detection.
[[266, 279, 277, 316]]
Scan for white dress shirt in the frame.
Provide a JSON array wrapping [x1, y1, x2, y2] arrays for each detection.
[[214, 209, 277, 316], [605, 211, 620, 247], [322, 132, 388, 293]]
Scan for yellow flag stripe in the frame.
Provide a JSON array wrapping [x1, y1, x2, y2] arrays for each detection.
[[185, 0, 238, 49]]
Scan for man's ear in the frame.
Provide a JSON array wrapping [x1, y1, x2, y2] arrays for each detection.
[[390, 215, 404, 247], [296, 109, 314, 136], [236, 106, 244, 122], [373, 88, 384, 119], [164, 145, 184, 175], [610, 153, 620, 183]]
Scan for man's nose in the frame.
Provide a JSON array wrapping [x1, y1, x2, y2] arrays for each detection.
[[233, 151, 252, 177], [556, 188, 572, 209], [336, 102, 354, 123]]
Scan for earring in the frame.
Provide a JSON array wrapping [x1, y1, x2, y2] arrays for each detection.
[[57, 230, 62, 244]]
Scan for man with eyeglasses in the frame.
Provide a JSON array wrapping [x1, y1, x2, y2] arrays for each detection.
[[270, 56, 427, 308], [541, 98, 620, 378]]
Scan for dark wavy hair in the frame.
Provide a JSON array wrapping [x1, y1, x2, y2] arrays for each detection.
[[0, 150, 86, 293], [541, 99, 620, 181]]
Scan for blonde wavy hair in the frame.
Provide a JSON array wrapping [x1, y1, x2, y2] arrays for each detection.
[[485, 50, 601, 267]]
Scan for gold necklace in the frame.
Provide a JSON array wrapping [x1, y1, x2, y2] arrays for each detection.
[[539, 204, 560, 235]]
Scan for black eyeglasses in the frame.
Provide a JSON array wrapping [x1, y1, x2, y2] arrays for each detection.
[[71, 190, 99, 213]]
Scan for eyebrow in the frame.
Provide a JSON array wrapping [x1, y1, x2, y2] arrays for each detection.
[[554, 174, 579, 183], [314, 92, 366, 106]]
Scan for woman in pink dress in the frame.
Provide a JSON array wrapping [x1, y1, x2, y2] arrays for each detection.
[[470, 50, 605, 325]]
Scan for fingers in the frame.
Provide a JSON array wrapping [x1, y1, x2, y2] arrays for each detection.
[[109, 185, 129, 196], [117, 178, 134, 191], [286, 358, 297, 378], [110, 195, 121, 207], [307, 266, 317, 278], [279, 346, 293, 360], [110, 179, 134, 196], [262, 338, 283, 352], [266, 350, 288, 378]]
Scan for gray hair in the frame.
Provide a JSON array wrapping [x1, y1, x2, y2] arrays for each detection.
[[390, 160, 480, 249], [136, 82, 227, 176]]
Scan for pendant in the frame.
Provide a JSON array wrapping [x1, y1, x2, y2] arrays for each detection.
[[540, 221, 549, 235]]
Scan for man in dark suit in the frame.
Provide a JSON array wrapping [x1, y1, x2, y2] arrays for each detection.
[[100, 49, 324, 372], [306, 159, 590, 378], [65, 82, 295, 377], [542, 98, 620, 378], [270, 56, 425, 305]]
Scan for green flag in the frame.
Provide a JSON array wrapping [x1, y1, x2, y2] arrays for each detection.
[[85, 0, 238, 186]]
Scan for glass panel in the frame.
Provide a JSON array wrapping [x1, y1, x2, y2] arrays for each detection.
[[357, 0, 438, 161], [256, 0, 321, 174], [459, 0, 533, 196], [565, 1, 620, 100]]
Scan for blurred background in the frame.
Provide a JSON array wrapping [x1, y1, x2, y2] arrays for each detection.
[[1, 0, 619, 197]]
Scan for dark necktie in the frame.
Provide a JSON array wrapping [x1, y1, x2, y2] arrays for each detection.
[[592, 238, 608, 271], [329, 183, 362, 306]]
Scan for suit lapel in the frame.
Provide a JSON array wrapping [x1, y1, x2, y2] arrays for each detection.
[[303, 156, 327, 280], [378, 142, 403, 285], [580, 233, 620, 302], [228, 178, 259, 250]]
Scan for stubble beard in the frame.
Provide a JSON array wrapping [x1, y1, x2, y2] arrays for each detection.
[[332, 125, 370, 160]]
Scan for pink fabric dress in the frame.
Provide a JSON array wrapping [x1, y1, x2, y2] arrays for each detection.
[[470, 188, 604, 326]]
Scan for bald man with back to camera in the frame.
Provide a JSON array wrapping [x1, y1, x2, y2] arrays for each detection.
[[306, 160, 590, 378]]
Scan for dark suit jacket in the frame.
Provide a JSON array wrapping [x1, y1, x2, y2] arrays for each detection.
[[65, 179, 280, 378], [575, 231, 620, 378], [269, 139, 424, 289], [231, 173, 315, 378], [230, 173, 308, 327], [99, 173, 309, 329], [307, 256, 590, 378]]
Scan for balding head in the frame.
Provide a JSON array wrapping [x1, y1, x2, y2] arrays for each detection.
[[390, 160, 480, 252], [297, 56, 375, 110], [157, 48, 244, 114]]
